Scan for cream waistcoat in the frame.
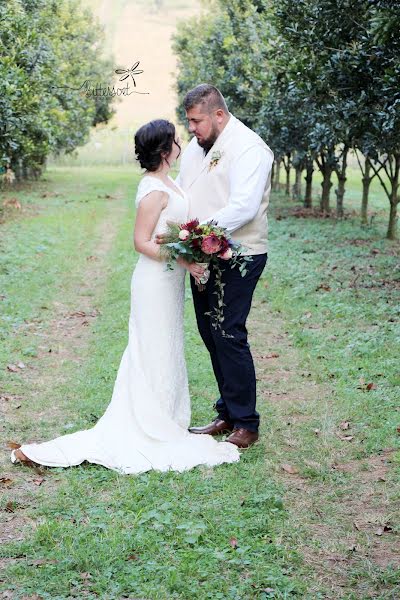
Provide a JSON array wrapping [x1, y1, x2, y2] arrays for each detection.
[[178, 114, 273, 255]]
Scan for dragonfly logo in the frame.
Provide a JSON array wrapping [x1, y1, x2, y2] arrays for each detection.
[[115, 61, 144, 87]]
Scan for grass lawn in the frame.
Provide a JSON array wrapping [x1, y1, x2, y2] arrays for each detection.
[[0, 165, 399, 599]]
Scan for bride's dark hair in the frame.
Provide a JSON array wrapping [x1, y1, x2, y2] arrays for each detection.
[[134, 119, 181, 171]]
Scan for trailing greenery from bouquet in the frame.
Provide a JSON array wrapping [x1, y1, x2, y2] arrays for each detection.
[[161, 219, 252, 336]]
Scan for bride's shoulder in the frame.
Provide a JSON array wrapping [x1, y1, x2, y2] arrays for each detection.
[[138, 174, 166, 190], [135, 175, 168, 208]]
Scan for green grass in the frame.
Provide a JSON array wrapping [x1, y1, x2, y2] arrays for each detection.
[[0, 165, 399, 599]]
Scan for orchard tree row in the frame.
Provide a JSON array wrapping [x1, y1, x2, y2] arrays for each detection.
[[0, 0, 114, 181], [173, 0, 400, 239]]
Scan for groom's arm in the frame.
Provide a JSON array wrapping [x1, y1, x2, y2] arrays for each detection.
[[203, 145, 273, 233]]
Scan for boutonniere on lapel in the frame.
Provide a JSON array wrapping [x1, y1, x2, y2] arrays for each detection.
[[208, 150, 223, 171]]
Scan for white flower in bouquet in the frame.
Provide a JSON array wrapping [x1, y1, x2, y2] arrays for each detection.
[[178, 229, 190, 241]]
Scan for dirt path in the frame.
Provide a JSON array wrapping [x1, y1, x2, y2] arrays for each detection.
[[0, 194, 126, 553], [250, 300, 399, 598]]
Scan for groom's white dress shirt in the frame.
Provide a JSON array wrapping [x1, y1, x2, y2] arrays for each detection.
[[176, 113, 274, 255]]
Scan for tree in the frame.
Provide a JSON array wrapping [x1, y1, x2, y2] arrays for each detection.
[[0, 0, 115, 180], [173, 0, 272, 135]]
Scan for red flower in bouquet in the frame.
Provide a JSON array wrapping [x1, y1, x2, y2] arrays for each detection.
[[218, 236, 230, 254], [201, 234, 223, 255], [162, 218, 252, 338], [180, 219, 199, 232], [191, 237, 202, 249]]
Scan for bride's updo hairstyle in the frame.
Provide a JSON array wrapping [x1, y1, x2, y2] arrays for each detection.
[[134, 119, 179, 171]]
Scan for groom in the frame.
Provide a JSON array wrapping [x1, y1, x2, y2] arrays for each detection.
[[160, 84, 273, 448]]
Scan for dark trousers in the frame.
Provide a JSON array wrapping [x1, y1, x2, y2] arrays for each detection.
[[190, 253, 267, 432]]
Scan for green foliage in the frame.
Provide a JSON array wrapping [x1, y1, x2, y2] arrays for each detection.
[[173, 0, 400, 237], [173, 0, 272, 131], [0, 0, 115, 179]]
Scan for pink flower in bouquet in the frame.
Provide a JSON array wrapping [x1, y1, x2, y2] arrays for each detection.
[[201, 234, 222, 255], [179, 229, 190, 241], [219, 247, 233, 260]]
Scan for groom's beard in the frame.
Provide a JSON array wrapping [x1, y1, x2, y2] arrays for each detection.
[[196, 124, 219, 155]]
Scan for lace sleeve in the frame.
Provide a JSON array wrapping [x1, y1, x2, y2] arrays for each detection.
[[135, 177, 169, 208]]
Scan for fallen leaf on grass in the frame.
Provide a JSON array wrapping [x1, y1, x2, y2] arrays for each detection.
[[375, 524, 393, 536], [0, 478, 14, 487], [262, 352, 279, 359], [7, 364, 19, 373], [32, 477, 45, 486], [316, 283, 331, 292], [340, 421, 350, 430], [7, 440, 22, 449], [229, 537, 238, 549], [3, 198, 21, 210], [97, 194, 116, 200], [337, 434, 354, 442], [281, 463, 299, 475], [127, 554, 139, 561], [358, 378, 377, 391], [29, 558, 58, 566], [5, 501, 15, 513]]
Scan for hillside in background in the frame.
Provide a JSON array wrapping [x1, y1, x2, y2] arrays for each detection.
[[50, 0, 200, 166]]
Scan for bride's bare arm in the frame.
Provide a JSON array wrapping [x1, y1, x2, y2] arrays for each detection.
[[133, 190, 169, 260]]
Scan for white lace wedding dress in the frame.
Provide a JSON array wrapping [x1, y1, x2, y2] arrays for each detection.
[[15, 175, 240, 474]]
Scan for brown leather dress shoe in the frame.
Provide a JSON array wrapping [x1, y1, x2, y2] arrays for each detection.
[[189, 418, 234, 436], [225, 428, 259, 449]]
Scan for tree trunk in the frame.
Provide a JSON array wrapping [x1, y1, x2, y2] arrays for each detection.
[[273, 160, 281, 191], [285, 161, 291, 196], [334, 146, 348, 219], [387, 156, 399, 240], [304, 163, 313, 208], [293, 166, 302, 201], [387, 199, 398, 240], [320, 167, 333, 212], [335, 175, 346, 218], [361, 157, 371, 225]]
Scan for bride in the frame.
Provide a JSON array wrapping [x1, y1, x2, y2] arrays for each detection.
[[10, 119, 240, 474]]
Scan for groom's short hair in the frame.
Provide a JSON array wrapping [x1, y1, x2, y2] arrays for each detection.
[[183, 84, 229, 114]]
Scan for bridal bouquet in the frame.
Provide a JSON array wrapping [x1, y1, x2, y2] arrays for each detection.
[[161, 219, 252, 336]]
